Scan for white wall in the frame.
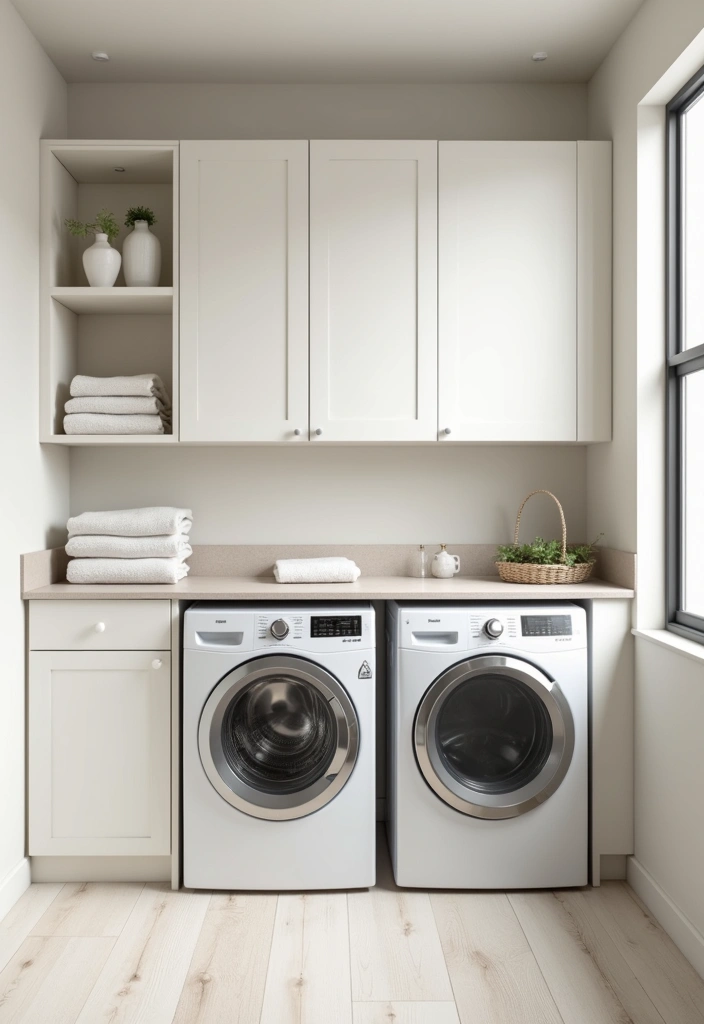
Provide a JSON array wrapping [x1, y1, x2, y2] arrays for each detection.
[[0, 0, 68, 916], [70, 446, 587, 544], [587, 0, 704, 974], [67, 81, 590, 547]]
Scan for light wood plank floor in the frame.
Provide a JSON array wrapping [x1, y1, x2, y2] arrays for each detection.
[[1, 837, 703, 1024]]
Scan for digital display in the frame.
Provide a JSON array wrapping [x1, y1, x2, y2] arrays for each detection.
[[311, 615, 362, 638], [521, 615, 572, 637]]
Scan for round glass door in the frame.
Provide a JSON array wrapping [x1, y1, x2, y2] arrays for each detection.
[[199, 656, 359, 820], [414, 655, 574, 819]]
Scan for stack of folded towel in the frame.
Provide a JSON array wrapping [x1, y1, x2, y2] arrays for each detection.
[[64, 374, 172, 435], [274, 557, 361, 584], [66, 506, 192, 584]]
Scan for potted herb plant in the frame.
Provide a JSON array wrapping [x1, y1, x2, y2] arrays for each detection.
[[65, 209, 121, 287], [495, 490, 601, 584], [122, 206, 161, 286]]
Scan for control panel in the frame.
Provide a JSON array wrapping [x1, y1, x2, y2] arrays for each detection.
[[521, 615, 572, 637], [311, 615, 362, 638]]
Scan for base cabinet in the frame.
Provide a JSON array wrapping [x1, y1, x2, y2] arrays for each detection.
[[29, 650, 171, 856]]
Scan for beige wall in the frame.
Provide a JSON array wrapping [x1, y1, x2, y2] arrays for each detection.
[[68, 82, 586, 141], [0, 0, 68, 913], [66, 81, 590, 548], [588, 0, 704, 973]]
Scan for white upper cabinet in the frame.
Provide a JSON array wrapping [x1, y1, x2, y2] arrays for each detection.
[[438, 141, 611, 443], [180, 141, 309, 442], [309, 141, 438, 442]]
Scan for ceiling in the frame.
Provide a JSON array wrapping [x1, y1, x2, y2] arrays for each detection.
[[12, 0, 644, 84]]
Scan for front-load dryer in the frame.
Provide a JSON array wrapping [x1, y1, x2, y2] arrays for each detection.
[[184, 602, 375, 890], [387, 602, 587, 889]]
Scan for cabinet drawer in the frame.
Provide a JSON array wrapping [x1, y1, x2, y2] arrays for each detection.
[[30, 600, 171, 651]]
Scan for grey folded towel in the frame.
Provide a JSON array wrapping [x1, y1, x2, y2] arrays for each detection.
[[69, 373, 171, 410], [64, 413, 167, 435], [65, 396, 171, 418]]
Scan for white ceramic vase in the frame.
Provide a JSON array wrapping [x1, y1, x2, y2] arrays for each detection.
[[123, 220, 161, 286], [82, 233, 121, 287]]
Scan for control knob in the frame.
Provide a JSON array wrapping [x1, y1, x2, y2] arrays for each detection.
[[484, 618, 504, 639], [270, 618, 290, 640]]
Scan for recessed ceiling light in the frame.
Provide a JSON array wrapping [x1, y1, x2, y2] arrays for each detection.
[[532, 52, 548, 62], [113, 167, 126, 173], [91, 51, 110, 62]]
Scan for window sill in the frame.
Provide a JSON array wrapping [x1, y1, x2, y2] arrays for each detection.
[[632, 628, 704, 665]]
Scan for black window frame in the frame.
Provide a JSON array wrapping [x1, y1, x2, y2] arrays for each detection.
[[667, 63, 704, 644]]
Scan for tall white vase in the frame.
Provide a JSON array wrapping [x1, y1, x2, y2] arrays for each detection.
[[82, 233, 121, 287], [123, 220, 162, 286]]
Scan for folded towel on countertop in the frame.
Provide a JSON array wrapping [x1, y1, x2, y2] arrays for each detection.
[[70, 373, 171, 407], [67, 557, 189, 585], [68, 506, 193, 539], [66, 534, 192, 559], [65, 395, 171, 418], [274, 557, 361, 584], [64, 413, 167, 435]]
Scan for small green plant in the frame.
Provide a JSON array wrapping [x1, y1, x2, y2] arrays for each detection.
[[124, 206, 157, 228], [64, 208, 120, 242], [496, 535, 603, 567]]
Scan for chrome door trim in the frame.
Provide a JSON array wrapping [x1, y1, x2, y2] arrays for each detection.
[[199, 655, 359, 821], [414, 655, 575, 820]]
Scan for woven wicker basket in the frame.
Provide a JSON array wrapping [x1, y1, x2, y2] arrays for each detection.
[[496, 489, 595, 585]]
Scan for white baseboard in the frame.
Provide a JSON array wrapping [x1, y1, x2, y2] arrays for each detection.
[[628, 857, 704, 980], [0, 858, 31, 924]]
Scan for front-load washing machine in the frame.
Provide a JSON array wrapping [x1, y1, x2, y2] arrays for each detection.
[[387, 602, 588, 889], [184, 602, 375, 890]]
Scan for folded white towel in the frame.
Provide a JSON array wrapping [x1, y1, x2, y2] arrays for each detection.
[[70, 374, 171, 409], [66, 534, 192, 559], [67, 557, 189, 585], [274, 557, 361, 584], [68, 506, 193, 539], [65, 396, 171, 418], [64, 413, 167, 435]]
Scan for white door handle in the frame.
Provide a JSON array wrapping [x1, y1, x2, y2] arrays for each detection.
[[94, 622, 106, 633], [152, 659, 163, 670]]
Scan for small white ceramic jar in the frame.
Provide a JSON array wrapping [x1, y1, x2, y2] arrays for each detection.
[[431, 544, 461, 578]]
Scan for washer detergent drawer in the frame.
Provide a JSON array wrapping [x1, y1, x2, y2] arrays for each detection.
[[30, 599, 171, 651]]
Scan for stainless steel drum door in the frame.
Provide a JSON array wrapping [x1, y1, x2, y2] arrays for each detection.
[[199, 656, 359, 821], [414, 655, 574, 819]]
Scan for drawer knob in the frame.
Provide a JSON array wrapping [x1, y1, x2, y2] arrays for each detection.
[[94, 622, 106, 633], [152, 659, 163, 670], [443, 427, 452, 435], [315, 427, 323, 436], [293, 428, 302, 436]]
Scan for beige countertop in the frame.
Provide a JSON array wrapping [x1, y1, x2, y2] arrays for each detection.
[[22, 574, 634, 601]]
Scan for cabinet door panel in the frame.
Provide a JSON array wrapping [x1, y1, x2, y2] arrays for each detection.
[[310, 140, 437, 441], [29, 651, 170, 856], [439, 142, 577, 442], [180, 141, 308, 441]]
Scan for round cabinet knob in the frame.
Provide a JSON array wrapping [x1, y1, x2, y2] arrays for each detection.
[[315, 428, 323, 436], [270, 618, 290, 640], [94, 622, 106, 633], [293, 428, 302, 436], [443, 427, 452, 435], [151, 659, 163, 670], [484, 618, 504, 639]]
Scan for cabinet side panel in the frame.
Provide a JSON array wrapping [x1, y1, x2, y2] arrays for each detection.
[[578, 141, 613, 442]]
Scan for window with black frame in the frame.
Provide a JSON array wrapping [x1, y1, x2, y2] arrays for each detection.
[[668, 66, 704, 642]]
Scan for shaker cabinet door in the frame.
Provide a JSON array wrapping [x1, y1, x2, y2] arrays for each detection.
[[180, 140, 309, 441], [29, 650, 171, 856], [439, 141, 578, 442], [309, 140, 438, 442]]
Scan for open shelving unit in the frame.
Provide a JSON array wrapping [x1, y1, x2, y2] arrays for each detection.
[[40, 141, 179, 443]]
